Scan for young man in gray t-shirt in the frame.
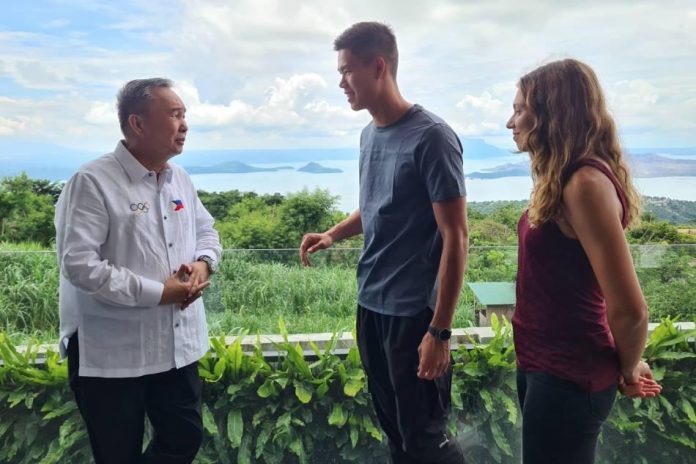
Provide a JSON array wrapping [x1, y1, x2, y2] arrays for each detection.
[[300, 22, 468, 463]]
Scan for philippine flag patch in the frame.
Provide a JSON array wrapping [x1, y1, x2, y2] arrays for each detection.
[[171, 199, 184, 211]]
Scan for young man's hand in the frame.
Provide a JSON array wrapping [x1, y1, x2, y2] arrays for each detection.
[[417, 332, 450, 380], [299, 232, 334, 266]]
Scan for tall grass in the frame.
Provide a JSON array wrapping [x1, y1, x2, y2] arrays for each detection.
[[2, 244, 694, 345], [0, 243, 57, 343]]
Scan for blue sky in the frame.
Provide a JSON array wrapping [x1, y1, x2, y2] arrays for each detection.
[[1, 0, 695, 157]]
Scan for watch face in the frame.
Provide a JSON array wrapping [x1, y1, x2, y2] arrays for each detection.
[[440, 329, 452, 340]]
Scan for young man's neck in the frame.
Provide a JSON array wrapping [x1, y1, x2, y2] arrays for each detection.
[[368, 86, 412, 128]]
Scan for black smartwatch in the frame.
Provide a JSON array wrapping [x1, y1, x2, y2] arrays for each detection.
[[427, 325, 452, 341], [196, 255, 216, 275]]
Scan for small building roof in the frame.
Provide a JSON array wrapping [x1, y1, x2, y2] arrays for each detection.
[[467, 282, 516, 306]]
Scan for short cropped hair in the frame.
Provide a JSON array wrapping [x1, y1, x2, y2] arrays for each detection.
[[116, 78, 173, 135], [334, 22, 399, 78]]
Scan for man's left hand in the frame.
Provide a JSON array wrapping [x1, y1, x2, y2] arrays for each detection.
[[417, 332, 450, 380], [180, 261, 210, 309]]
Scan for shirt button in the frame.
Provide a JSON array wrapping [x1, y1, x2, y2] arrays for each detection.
[[168, 243, 173, 247], [175, 323, 180, 328], [148, 172, 153, 177], [164, 216, 168, 220]]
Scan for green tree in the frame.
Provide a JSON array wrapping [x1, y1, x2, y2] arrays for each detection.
[[278, 188, 339, 247], [217, 197, 283, 248], [628, 220, 684, 244], [0, 173, 57, 245]]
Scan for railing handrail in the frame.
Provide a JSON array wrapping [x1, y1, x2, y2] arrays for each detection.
[[2, 243, 696, 254]]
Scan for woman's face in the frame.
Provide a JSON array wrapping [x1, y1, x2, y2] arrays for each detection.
[[506, 87, 535, 152]]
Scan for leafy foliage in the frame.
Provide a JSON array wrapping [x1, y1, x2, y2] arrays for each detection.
[[1, 319, 695, 463], [0, 174, 58, 246]]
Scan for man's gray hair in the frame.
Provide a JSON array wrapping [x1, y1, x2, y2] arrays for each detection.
[[117, 78, 173, 135]]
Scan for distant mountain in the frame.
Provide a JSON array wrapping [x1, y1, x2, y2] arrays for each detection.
[[0, 140, 101, 181], [2, 139, 695, 181], [177, 148, 358, 166], [468, 153, 696, 179], [297, 162, 343, 174], [644, 197, 696, 224], [628, 153, 696, 177], [185, 161, 292, 174], [460, 138, 511, 159], [628, 147, 696, 156], [467, 162, 529, 179]]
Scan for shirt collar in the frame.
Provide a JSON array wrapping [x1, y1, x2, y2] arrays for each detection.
[[114, 141, 173, 184]]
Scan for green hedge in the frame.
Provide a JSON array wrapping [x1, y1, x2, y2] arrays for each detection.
[[1, 318, 695, 463]]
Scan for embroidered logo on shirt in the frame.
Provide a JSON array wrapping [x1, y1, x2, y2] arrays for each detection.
[[171, 199, 184, 211], [129, 202, 150, 213]]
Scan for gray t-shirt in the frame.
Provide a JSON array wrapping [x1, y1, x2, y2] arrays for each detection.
[[357, 104, 466, 316]]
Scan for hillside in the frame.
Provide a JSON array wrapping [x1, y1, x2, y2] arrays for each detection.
[[468, 197, 696, 225]]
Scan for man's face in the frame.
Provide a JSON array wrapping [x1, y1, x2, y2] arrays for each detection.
[[337, 49, 378, 111], [140, 87, 188, 158]]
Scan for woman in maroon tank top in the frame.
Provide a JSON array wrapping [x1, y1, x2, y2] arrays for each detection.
[[505, 59, 662, 464]]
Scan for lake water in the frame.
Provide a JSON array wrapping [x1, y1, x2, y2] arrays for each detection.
[[190, 158, 695, 213]]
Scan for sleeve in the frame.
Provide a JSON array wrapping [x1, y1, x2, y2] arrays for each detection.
[[193, 195, 222, 265], [55, 171, 164, 307], [414, 123, 467, 203]]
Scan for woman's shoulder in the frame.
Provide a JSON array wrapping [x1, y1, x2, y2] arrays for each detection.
[[565, 164, 613, 197], [562, 158, 624, 225]]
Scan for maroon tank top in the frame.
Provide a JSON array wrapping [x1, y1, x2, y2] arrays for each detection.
[[513, 158, 629, 393]]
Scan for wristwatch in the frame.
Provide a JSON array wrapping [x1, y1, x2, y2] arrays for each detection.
[[427, 325, 452, 341], [196, 255, 216, 275]]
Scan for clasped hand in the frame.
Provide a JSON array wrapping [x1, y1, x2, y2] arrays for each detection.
[[159, 263, 210, 309]]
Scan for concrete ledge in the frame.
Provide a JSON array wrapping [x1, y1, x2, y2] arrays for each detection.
[[3, 322, 694, 366]]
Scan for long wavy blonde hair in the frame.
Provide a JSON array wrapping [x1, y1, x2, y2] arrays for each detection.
[[519, 59, 641, 227]]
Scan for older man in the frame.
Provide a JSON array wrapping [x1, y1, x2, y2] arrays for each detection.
[[55, 78, 221, 464]]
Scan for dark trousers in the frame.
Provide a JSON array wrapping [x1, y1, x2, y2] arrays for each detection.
[[517, 370, 617, 464], [356, 305, 464, 464], [67, 333, 203, 464]]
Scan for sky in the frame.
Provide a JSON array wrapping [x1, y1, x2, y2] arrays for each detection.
[[1, 0, 695, 156]]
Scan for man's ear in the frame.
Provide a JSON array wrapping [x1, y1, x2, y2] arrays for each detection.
[[374, 56, 387, 80], [127, 114, 144, 137]]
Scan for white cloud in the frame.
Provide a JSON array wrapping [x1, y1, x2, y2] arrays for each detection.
[[179, 74, 336, 128], [84, 101, 117, 125], [609, 80, 660, 116], [453, 91, 509, 136], [0, 0, 695, 150], [0, 116, 28, 135]]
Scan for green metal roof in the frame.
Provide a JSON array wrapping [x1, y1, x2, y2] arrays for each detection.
[[467, 282, 516, 306]]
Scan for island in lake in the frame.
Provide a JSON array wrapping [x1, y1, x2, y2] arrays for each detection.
[[297, 162, 343, 173]]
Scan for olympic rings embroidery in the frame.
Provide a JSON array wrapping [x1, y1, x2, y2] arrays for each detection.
[[129, 202, 150, 213]]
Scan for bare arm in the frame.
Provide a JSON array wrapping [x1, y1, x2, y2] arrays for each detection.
[[299, 209, 362, 266], [417, 196, 468, 380], [430, 197, 469, 329], [562, 167, 648, 383]]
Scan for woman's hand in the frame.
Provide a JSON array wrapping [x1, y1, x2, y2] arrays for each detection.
[[618, 361, 662, 398]]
